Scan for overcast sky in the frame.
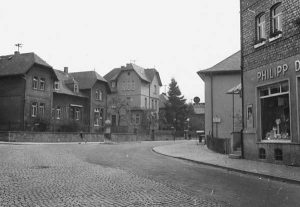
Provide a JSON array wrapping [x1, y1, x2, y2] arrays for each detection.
[[1, 0, 240, 103]]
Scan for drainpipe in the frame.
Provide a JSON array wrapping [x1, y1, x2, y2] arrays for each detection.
[[240, 3, 245, 159], [210, 73, 214, 138]]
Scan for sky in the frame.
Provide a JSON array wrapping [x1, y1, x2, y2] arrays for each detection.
[[0, 0, 240, 103]]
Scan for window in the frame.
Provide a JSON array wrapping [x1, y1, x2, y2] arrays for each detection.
[[135, 114, 140, 125], [56, 107, 61, 119], [271, 3, 282, 35], [256, 13, 266, 42], [95, 89, 102, 101], [75, 108, 80, 120], [274, 148, 283, 161], [39, 103, 45, 117], [39, 78, 45, 90], [31, 102, 38, 117], [132, 80, 135, 90], [54, 81, 59, 90], [111, 81, 116, 88], [95, 90, 100, 100], [259, 148, 266, 159], [74, 84, 79, 93], [32, 77, 38, 90], [145, 97, 147, 109], [94, 108, 100, 126], [259, 81, 290, 140]]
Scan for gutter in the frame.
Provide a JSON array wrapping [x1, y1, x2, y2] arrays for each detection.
[[240, 2, 245, 159]]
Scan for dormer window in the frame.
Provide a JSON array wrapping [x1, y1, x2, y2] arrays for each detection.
[[256, 13, 266, 42], [54, 81, 59, 90], [74, 84, 79, 93], [271, 3, 282, 36]]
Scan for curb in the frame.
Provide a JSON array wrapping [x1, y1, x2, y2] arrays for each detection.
[[152, 147, 300, 186]]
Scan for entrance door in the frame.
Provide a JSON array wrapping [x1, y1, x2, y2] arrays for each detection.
[[111, 115, 117, 127]]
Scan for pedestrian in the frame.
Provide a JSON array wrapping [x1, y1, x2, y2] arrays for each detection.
[[80, 131, 87, 144]]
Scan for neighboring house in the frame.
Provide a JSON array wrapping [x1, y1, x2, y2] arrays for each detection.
[[189, 102, 205, 131], [0, 51, 58, 131], [52, 67, 89, 132], [104, 63, 162, 133], [241, 0, 300, 165], [158, 93, 169, 130], [197, 51, 242, 140], [71, 71, 110, 133]]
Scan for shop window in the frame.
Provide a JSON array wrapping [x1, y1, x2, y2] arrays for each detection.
[[270, 3, 282, 36], [274, 148, 283, 161], [256, 13, 266, 42], [259, 81, 290, 141], [259, 148, 266, 159]]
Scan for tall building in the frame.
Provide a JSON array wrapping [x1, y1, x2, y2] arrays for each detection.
[[104, 63, 162, 133], [241, 0, 300, 165]]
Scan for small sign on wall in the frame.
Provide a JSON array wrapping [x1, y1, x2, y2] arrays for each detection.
[[213, 116, 221, 123], [247, 104, 254, 128]]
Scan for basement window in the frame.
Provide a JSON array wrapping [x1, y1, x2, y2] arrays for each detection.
[[274, 148, 283, 161], [259, 148, 266, 159]]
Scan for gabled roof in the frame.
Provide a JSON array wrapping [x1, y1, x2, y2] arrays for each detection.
[[53, 69, 88, 98], [0, 52, 56, 79], [197, 51, 241, 80], [71, 71, 108, 90], [145, 68, 163, 86], [104, 63, 162, 86]]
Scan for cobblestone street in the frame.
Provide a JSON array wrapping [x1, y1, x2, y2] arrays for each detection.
[[0, 143, 229, 207]]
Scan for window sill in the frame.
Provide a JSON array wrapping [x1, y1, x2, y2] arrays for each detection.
[[269, 33, 282, 42], [254, 41, 266, 49]]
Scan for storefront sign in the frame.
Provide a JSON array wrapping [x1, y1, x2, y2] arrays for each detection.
[[257, 60, 300, 81], [257, 64, 288, 81]]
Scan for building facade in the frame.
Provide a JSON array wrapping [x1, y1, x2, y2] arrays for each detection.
[[104, 63, 162, 133], [241, 0, 300, 165], [198, 51, 242, 140], [0, 52, 57, 131], [0, 52, 110, 133]]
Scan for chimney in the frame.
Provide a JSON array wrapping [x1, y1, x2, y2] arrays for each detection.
[[14, 51, 20, 55], [64, 67, 68, 74]]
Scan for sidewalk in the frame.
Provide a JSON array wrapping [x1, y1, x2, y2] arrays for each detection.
[[153, 140, 300, 184]]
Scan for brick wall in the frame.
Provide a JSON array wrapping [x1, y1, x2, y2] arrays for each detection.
[[241, 0, 300, 71]]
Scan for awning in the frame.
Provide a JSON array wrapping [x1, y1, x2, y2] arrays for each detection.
[[226, 83, 241, 94]]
